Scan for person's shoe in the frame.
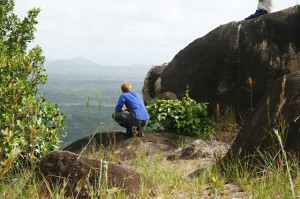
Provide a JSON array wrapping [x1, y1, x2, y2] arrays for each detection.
[[137, 127, 145, 137], [125, 127, 134, 137], [245, 9, 268, 20]]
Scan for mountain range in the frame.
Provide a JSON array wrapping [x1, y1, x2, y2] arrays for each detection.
[[44, 57, 151, 80]]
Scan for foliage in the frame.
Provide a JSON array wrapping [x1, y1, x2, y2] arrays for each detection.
[[295, 4, 300, 13], [0, 0, 64, 177], [146, 89, 216, 138]]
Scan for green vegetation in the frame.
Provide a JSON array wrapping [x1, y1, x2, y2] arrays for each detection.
[[221, 153, 300, 199], [0, 0, 64, 177], [215, 105, 242, 143], [1, 1, 299, 198], [295, 4, 300, 13], [146, 89, 216, 138], [1, 136, 300, 198], [0, 85, 299, 198]]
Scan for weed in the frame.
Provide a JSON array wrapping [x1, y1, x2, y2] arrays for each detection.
[[205, 165, 225, 197], [216, 105, 241, 142], [248, 76, 253, 111], [176, 137, 188, 149]]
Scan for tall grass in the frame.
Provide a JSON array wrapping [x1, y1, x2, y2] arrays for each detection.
[[0, 164, 40, 198], [221, 150, 300, 198], [1, 135, 300, 198], [221, 75, 299, 198], [215, 105, 241, 142], [0, 160, 129, 198], [1, 77, 300, 198], [124, 147, 207, 198]]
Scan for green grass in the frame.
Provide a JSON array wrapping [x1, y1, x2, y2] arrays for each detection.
[[2, 126, 298, 198], [1, 81, 299, 198], [1, 140, 300, 198]]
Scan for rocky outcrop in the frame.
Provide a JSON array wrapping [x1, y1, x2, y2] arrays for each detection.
[[39, 151, 156, 198], [63, 131, 127, 153], [63, 130, 198, 160], [44, 132, 236, 198], [143, 8, 300, 116], [167, 139, 230, 161], [224, 71, 300, 161]]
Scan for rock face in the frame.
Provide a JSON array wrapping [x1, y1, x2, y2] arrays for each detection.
[[224, 71, 300, 160], [143, 8, 300, 115], [39, 151, 156, 198]]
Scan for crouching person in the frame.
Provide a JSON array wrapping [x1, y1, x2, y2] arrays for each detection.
[[112, 82, 150, 137]]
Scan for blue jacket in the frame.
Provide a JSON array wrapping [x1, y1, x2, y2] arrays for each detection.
[[115, 91, 150, 121]]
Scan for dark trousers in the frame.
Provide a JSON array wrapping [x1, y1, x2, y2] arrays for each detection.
[[112, 112, 138, 130], [112, 112, 148, 135], [245, 9, 268, 20]]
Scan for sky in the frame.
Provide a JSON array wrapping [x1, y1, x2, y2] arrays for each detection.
[[14, 0, 298, 66]]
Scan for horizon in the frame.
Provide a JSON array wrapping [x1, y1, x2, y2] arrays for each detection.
[[45, 57, 151, 67]]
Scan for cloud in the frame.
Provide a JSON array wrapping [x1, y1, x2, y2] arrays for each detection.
[[14, 0, 298, 65]]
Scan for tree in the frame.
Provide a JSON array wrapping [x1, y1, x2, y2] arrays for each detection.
[[0, 0, 64, 177]]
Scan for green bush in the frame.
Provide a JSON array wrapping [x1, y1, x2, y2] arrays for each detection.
[[146, 90, 216, 138], [0, 0, 64, 177]]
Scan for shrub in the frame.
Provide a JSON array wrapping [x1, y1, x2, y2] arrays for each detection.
[[0, 0, 64, 177], [146, 89, 216, 138]]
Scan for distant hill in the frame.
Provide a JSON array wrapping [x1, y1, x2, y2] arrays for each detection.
[[44, 57, 151, 80]]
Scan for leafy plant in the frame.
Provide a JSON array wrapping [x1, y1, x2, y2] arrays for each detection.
[[146, 89, 216, 138], [0, 0, 65, 177]]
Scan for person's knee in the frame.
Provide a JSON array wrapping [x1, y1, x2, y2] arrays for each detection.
[[113, 112, 125, 123], [112, 112, 119, 121]]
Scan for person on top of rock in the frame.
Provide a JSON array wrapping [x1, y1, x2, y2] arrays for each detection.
[[112, 81, 150, 137], [245, 0, 274, 20]]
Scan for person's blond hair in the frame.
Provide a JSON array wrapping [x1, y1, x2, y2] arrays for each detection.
[[121, 82, 132, 92]]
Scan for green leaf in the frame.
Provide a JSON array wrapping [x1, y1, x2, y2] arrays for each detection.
[[146, 88, 215, 138], [0, 0, 65, 178]]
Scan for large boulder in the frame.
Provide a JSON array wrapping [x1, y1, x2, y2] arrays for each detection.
[[224, 71, 300, 161], [143, 7, 300, 115], [64, 130, 198, 161], [39, 151, 156, 198]]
